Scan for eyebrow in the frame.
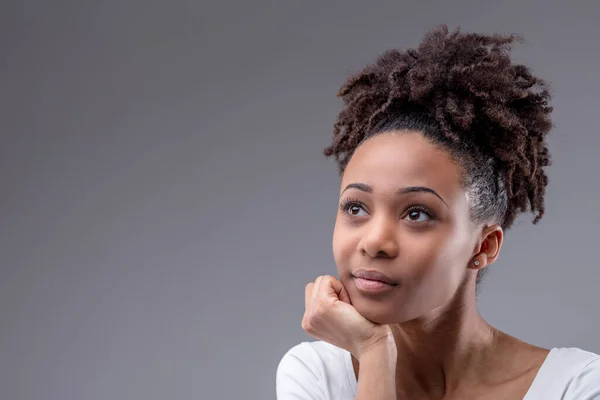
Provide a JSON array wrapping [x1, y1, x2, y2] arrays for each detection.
[[341, 182, 449, 208]]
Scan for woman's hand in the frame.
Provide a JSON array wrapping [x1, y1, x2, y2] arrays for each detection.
[[302, 275, 393, 359]]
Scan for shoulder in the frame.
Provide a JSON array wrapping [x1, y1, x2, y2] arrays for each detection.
[[276, 341, 354, 400], [527, 347, 600, 399], [556, 348, 600, 399]]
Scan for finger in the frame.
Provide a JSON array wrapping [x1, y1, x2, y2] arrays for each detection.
[[323, 276, 345, 300], [338, 283, 352, 304], [304, 282, 314, 310], [310, 276, 324, 307], [322, 276, 352, 304]]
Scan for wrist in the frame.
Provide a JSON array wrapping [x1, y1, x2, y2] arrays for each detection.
[[355, 330, 397, 361]]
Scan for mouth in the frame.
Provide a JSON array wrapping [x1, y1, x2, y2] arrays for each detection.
[[352, 269, 398, 285], [352, 269, 398, 293]]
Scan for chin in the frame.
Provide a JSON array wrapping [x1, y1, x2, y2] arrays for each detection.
[[352, 298, 412, 325]]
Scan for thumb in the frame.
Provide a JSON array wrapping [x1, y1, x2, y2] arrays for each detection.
[[331, 276, 352, 305], [338, 283, 352, 304]]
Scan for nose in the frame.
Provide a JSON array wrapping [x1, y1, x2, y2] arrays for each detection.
[[358, 214, 399, 259]]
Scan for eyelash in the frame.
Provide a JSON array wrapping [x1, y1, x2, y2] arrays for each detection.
[[338, 197, 437, 222]]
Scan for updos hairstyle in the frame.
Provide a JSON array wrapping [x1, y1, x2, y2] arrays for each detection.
[[323, 25, 554, 285]]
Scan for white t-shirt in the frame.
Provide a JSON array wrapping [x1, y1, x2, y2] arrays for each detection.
[[276, 340, 600, 399]]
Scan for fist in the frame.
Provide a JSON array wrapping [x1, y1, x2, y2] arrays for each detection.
[[301, 275, 392, 359]]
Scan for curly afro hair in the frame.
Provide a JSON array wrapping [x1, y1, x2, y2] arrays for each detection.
[[324, 25, 553, 232], [323, 25, 554, 287]]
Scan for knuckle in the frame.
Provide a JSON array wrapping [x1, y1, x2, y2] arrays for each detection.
[[301, 318, 315, 334]]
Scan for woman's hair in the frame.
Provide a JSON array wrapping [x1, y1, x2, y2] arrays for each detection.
[[323, 25, 554, 286]]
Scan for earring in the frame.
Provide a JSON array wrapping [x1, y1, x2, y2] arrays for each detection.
[[473, 260, 480, 266]]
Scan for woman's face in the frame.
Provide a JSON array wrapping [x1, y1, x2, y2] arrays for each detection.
[[332, 131, 480, 324]]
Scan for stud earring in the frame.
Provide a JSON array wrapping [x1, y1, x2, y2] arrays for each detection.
[[473, 260, 480, 266]]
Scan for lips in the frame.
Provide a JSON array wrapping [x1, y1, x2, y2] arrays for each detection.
[[352, 269, 398, 286]]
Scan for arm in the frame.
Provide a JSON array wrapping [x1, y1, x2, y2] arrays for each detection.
[[299, 275, 398, 399], [355, 335, 397, 400]]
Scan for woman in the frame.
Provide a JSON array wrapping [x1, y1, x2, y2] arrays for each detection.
[[276, 26, 600, 399]]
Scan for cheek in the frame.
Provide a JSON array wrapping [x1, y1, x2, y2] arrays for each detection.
[[400, 228, 469, 282], [332, 221, 349, 260], [415, 227, 473, 292], [332, 219, 359, 272], [399, 233, 447, 278], [398, 229, 471, 315]]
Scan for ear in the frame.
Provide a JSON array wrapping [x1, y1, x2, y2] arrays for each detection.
[[469, 224, 503, 271]]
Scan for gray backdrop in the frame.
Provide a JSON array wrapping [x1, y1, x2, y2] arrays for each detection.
[[1, 1, 599, 399]]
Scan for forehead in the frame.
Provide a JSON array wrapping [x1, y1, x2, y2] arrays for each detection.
[[341, 132, 463, 199]]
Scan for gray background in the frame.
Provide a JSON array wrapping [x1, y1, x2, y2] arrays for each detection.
[[1, 1, 599, 399]]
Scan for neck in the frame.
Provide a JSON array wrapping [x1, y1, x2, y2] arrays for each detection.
[[390, 278, 503, 397]]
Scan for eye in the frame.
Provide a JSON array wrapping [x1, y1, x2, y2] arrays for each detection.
[[339, 198, 368, 217], [347, 204, 366, 217], [403, 206, 435, 223], [339, 199, 436, 223]]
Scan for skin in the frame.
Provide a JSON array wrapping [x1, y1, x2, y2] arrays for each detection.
[[303, 130, 549, 399]]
